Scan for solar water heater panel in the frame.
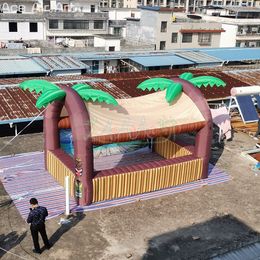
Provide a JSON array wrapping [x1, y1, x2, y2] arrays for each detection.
[[236, 95, 259, 123], [254, 95, 260, 109]]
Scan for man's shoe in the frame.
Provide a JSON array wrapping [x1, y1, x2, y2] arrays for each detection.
[[46, 244, 52, 250], [33, 249, 41, 254]]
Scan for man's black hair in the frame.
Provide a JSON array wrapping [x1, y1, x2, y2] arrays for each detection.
[[30, 198, 38, 205]]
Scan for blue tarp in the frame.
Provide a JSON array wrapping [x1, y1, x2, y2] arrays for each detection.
[[201, 48, 260, 62], [130, 55, 194, 67]]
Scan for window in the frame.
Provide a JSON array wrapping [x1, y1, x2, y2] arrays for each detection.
[[109, 46, 115, 51], [198, 33, 211, 45], [64, 20, 89, 29], [91, 5, 95, 12], [94, 20, 103, 29], [171, 32, 178, 43], [161, 21, 167, 32], [63, 4, 69, 11], [160, 41, 166, 50], [49, 20, 58, 29], [30, 23, 38, 32], [182, 33, 192, 43], [92, 60, 99, 73], [114, 27, 121, 36], [9, 22, 17, 32]]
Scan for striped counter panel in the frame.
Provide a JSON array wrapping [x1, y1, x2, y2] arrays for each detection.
[[47, 151, 75, 196], [154, 137, 192, 159], [93, 158, 202, 202]]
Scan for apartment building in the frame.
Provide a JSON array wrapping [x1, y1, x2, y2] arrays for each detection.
[[0, 0, 111, 47], [201, 7, 260, 47], [99, 0, 139, 8], [126, 6, 224, 50]]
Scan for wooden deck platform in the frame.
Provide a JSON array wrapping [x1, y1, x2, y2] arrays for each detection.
[[231, 112, 258, 135]]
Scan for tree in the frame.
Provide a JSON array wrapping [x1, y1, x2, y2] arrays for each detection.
[[19, 80, 118, 109], [137, 73, 226, 104]]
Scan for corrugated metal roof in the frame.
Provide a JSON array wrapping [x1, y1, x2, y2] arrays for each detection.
[[0, 87, 40, 122], [0, 68, 250, 124], [175, 51, 222, 64], [0, 58, 47, 76], [202, 48, 260, 62], [130, 55, 194, 67], [32, 56, 88, 71], [0, 77, 128, 124], [223, 69, 260, 85]]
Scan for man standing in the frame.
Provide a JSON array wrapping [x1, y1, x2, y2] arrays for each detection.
[[27, 198, 51, 254]]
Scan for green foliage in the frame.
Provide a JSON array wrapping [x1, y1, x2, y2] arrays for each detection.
[[137, 78, 175, 91], [36, 89, 66, 109], [72, 83, 92, 92], [165, 83, 183, 103], [19, 79, 60, 94], [188, 76, 226, 88], [179, 72, 193, 80], [76, 89, 118, 106], [19, 79, 66, 109]]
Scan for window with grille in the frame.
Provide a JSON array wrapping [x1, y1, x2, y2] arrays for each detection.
[[161, 21, 167, 32], [9, 22, 17, 32], [30, 23, 38, 32], [160, 41, 166, 50], [182, 33, 192, 43], [94, 20, 104, 29], [49, 20, 58, 29], [171, 33, 178, 43], [64, 20, 89, 29], [91, 5, 95, 12], [198, 33, 211, 45]]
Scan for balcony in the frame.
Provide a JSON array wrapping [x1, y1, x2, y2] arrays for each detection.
[[109, 20, 126, 27], [236, 33, 260, 41], [198, 41, 211, 46]]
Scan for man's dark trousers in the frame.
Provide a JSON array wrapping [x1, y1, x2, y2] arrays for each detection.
[[30, 223, 50, 251]]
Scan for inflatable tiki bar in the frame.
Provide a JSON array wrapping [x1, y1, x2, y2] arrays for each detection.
[[19, 73, 226, 206]]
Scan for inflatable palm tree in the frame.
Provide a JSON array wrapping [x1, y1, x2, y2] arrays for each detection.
[[19, 79, 119, 205], [19, 79, 118, 109], [137, 72, 226, 103]]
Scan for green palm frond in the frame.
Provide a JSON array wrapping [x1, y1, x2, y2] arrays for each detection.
[[165, 83, 183, 103], [77, 89, 118, 106], [72, 83, 92, 92], [189, 76, 226, 88], [179, 72, 193, 80], [137, 78, 174, 91], [19, 79, 60, 94], [36, 89, 66, 109]]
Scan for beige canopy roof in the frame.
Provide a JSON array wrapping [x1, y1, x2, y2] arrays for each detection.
[[60, 90, 205, 143]]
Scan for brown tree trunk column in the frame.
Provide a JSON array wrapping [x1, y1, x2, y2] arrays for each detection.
[[172, 78, 213, 179], [44, 101, 64, 169], [44, 87, 93, 206], [62, 86, 94, 206]]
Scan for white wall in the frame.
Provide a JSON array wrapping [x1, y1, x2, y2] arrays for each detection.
[[94, 37, 120, 51], [0, 21, 45, 41], [108, 9, 140, 20], [219, 23, 237, 47], [123, 0, 138, 8]]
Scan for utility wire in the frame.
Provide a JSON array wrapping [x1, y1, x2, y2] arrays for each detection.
[[0, 107, 47, 153]]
